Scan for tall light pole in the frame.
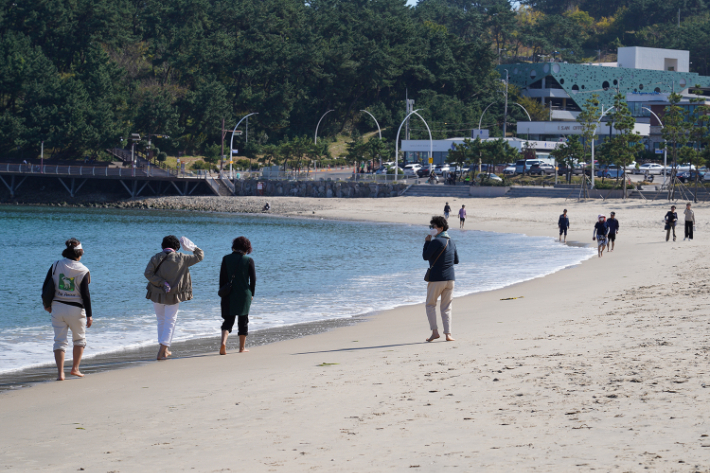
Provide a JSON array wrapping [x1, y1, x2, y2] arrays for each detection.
[[314, 110, 334, 174], [590, 105, 614, 189], [360, 110, 383, 168], [642, 107, 667, 185], [478, 102, 496, 131], [503, 69, 509, 138], [394, 110, 433, 181], [230, 112, 258, 180]]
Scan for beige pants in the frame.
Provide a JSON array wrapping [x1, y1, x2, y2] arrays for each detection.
[[51, 302, 87, 352], [426, 280, 455, 334]]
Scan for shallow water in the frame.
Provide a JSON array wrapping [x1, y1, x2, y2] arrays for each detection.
[[0, 205, 595, 374]]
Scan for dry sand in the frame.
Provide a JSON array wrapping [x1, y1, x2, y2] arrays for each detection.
[[2, 196, 710, 472]]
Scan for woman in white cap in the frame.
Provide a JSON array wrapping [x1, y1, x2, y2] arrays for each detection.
[[41, 238, 93, 381], [592, 215, 608, 257]]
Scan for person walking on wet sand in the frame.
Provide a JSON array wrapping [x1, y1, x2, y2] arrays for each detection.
[[684, 202, 695, 241], [423, 216, 459, 343], [458, 205, 467, 229], [665, 206, 678, 242], [145, 235, 204, 360], [606, 212, 619, 251], [219, 236, 256, 355], [42, 238, 93, 381], [592, 215, 608, 257], [444, 202, 451, 220], [558, 209, 569, 243]]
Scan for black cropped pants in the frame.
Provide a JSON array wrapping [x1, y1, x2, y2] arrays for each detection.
[[221, 315, 248, 336]]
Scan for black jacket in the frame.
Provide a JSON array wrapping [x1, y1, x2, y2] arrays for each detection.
[[423, 236, 459, 281]]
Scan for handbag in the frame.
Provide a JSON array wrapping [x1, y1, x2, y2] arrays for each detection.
[[424, 240, 449, 282], [41, 261, 59, 308], [218, 274, 235, 298]]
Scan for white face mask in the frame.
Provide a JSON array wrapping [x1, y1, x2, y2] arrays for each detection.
[[429, 228, 439, 236]]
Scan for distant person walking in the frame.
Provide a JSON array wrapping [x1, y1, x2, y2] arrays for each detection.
[[444, 202, 451, 220], [684, 202, 695, 241], [219, 237, 256, 355], [42, 238, 93, 381], [665, 206, 678, 242], [458, 205, 467, 229], [592, 215, 608, 257], [423, 216, 459, 343], [144, 235, 204, 360], [558, 209, 570, 243], [606, 212, 619, 251]]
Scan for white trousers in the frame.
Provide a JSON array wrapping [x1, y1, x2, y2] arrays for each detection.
[[426, 280, 455, 334], [51, 302, 87, 352], [153, 302, 180, 347]]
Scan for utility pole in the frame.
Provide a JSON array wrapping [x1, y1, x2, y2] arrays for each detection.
[[246, 115, 249, 144], [503, 69, 509, 138], [220, 118, 226, 171], [404, 92, 414, 164]]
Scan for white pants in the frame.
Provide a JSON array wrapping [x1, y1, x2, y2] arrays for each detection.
[[426, 281, 455, 334], [51, 302, 87, 352], [153, 302, 180, 347]]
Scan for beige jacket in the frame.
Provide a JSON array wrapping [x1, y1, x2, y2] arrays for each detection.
[[144, 248, 204, 305], [684, 208, 695, 224]]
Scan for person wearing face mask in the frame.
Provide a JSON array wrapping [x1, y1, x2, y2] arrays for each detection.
[[423, 216, 460, 343]]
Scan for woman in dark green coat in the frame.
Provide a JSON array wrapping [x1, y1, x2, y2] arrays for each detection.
[[219, 236, 256, 354]]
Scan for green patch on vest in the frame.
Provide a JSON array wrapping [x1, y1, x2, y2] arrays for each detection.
[[58, 274, 75, 291]]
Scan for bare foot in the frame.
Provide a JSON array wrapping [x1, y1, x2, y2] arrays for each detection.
[[239, 348, 249, 353], [445, 334, 455, 341], [157, 356, 168, 361], [426, 334, 440, 343], [165, 349, 172, 357], [219, 344, 227, 355], [56, 373, 65, 381], [70, 369, 84, 378]]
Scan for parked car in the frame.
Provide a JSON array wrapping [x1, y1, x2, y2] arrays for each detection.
[[676, 163, 697, 172], [514, 159, 543, 175], [403, 163, 422, 176], [503, 164, 517, 175], [677, 170, 705, 183], [435, 164, 451, 175], [638, 163, 665, 175], [599, 168, 626, 179], [558, 163, 584, 176], [529, 163, 556, 175], [476, 172, 503, 183], [417, 164, 437, 177], [374, 166, 389, 175]]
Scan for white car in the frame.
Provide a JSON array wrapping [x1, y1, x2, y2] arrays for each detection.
[[503, 164, 516, 175], [476, 172, 503, 182], [637, 163, 665, 175], [403, 164, 422, 176], [675, 163, 697, 172], [436, 164, 451, 175], [625, 161, 637, 172]]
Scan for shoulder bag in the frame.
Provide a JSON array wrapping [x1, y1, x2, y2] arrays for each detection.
[[219, 256, 247, 298], [424, 240, 449, 282]]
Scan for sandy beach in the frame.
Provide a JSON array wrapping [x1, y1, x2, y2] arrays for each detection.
[[2, 196, 710, 471]]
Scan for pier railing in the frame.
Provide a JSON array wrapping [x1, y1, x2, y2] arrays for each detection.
[[0, 163, 220, 180]]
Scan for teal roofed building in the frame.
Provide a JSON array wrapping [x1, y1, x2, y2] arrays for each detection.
[[496, 47, 710, 147]]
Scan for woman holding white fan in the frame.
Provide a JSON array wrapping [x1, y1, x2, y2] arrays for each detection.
[[144, 235, 204, 360]]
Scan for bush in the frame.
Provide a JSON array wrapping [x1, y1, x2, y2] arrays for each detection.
[[157, 151, 168, 163], [191, 160, 210, 170]]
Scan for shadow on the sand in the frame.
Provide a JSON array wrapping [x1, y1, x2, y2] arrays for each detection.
[[292, 342, 427, 355]]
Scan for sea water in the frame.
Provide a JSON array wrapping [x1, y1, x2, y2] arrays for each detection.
[[0, 205, 595, 374]]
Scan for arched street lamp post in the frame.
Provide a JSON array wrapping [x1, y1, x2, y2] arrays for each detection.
[[642, 107, 668, 186], [360, 110, 382, 167], [230, 112, 258, 180], [590, 105, 614, 189], [394, 110, 433, 181]]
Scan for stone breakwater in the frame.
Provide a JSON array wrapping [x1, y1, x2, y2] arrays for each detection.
[[117, 196, 327, 215], [234, 179, 408, 198]]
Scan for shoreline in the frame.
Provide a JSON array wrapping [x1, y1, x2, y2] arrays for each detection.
[[2, 196, 709, 470], [0, 215, 593, 390]]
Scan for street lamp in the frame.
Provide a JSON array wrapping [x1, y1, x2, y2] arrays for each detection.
[[590, 105, 614, 189], [394, 110, 433, 181], [230, 112, 258, 180], [502, 69, 509, 138], [642, 106, 668, 185], [130, 133, 140, 177], [360, 110, 383, 167]]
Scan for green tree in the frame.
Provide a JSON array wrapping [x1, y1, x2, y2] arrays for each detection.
[[661, 92, 694, 200], [551, 135, 584, 183]]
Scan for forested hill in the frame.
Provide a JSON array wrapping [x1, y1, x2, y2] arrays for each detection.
[[1, 0, 708, 159]]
